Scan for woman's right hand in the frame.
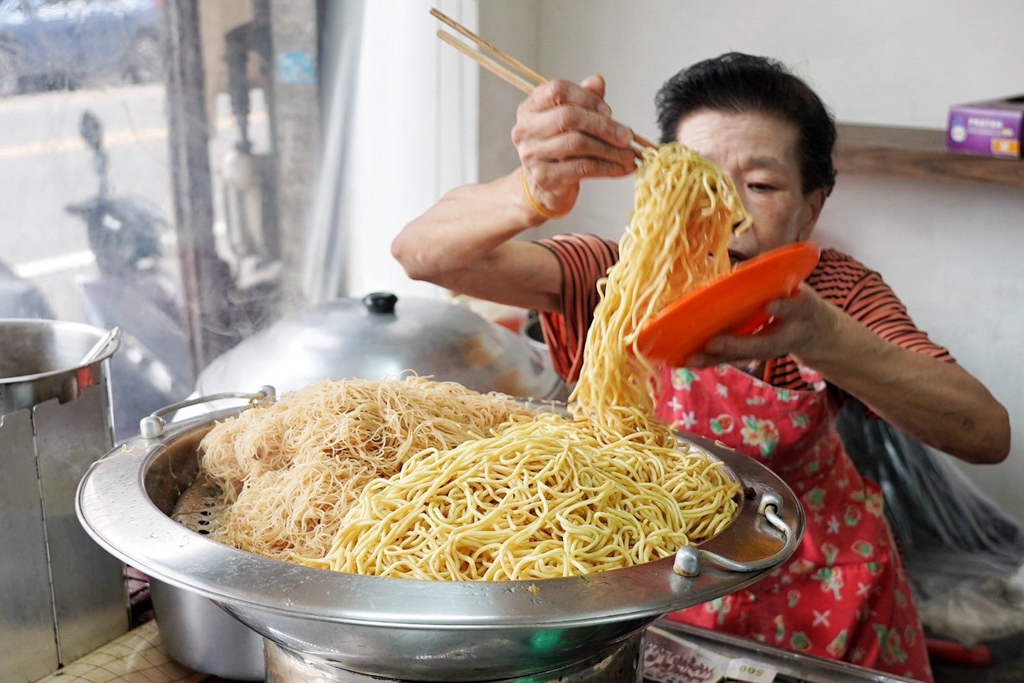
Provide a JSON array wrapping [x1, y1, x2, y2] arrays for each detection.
[[513, 74, 639, 218], [393, 75, 637, 313]]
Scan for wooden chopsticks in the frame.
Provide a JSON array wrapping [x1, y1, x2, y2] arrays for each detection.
[[431, 8, 655, 157]]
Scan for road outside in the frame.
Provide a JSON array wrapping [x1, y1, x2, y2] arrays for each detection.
[[0, 84, 172, 321], [0, 82, 264, 323]]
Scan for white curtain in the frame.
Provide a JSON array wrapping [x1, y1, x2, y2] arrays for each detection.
[[301, 0, 479, 304], [300, 0, 365, 303]]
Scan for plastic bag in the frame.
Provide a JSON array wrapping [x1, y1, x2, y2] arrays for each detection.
[[837, 401, 1024, 645]]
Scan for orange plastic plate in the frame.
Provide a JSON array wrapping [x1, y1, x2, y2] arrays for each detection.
[[636, 241, 821, 367]]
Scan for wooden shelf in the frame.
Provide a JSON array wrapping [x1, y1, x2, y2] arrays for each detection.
[[835, 124, 1024, 188]]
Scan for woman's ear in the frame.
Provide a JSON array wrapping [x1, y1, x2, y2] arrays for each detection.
[[797, 189, 826, 241]]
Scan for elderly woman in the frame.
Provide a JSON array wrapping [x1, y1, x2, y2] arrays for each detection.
[[392, 52, 1010, 682]]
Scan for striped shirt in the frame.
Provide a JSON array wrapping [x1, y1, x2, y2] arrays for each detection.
[[536, 234, 953, 399]]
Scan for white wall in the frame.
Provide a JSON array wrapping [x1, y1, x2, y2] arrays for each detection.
[[347, 1, 1024, 519], [535, 0, 1024, 133]]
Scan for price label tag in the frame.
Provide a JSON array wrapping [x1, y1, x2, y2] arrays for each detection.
[[725, 657, 777, 682]]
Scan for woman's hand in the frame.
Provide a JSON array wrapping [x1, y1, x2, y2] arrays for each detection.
[[689, 284, 838, 367], [513, 74, 638, 217], [394, 76, 638, 313], [688, 283, 1010, 464]]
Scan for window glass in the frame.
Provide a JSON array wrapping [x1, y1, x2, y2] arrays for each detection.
[[0, 0, 313, 442]]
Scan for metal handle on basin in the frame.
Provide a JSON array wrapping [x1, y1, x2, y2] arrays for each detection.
[[81, 325, 122, 365], [139, 386, 277, 439], [672, 492, 796, 577]]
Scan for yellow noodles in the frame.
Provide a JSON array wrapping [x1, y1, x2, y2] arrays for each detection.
[[198, 376, 533, 560], [309, 413, 737, 580], [306, 143, 747, 580], [571, 143, 751, 442], [196, 142, 748, 580]]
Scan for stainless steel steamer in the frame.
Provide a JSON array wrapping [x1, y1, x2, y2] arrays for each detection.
[[77, 396, 804, 682], [139, 293, 574, 679]]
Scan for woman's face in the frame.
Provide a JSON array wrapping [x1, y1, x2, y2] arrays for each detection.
[[674, 109, 825, 264]]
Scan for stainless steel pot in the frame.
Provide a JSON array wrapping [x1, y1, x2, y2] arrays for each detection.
[[1, 319, 127, 682], [148, 578, 265, 680], [77, 398, 804, 682]]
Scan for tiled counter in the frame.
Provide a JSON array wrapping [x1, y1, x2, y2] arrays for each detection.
[[32, 621, 230, 683]]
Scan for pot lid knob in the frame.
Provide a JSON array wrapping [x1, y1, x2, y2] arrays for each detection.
[[363, 291, 398, 315]]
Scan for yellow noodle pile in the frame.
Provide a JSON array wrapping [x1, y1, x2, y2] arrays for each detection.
[[306, 144, 748, 579], [310, 413, 737, 580]]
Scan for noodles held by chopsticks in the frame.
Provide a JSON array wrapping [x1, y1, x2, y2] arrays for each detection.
[[571, 142, 751, 443]]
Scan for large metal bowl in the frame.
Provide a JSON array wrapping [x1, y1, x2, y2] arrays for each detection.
[[77, 405, 804, 681]]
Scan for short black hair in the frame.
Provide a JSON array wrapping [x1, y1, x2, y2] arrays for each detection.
[[655, 52, 836, 196]]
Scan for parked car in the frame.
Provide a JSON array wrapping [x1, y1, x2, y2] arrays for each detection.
[[0, 0, 162, 96]]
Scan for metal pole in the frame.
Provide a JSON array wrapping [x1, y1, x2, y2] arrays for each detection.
[[162, 0, 234, 372], [269, 0, 320, 310]]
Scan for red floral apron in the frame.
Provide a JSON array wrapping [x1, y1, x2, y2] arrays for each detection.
[[655, 363, 933, 682]]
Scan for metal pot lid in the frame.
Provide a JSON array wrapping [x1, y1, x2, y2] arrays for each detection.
[[77, 405, 803, 679], [193, 292, 566, 402]]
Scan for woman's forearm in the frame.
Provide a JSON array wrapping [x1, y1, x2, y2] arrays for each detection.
[[700, 289, 1010, 464], [801, 306, 1010, 464], [392, 171, 543, 282], [392, 171, 564, 312]]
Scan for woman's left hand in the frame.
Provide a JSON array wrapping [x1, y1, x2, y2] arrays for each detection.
[[688, 284, 839, 367], [688, 283, 1010, 465]]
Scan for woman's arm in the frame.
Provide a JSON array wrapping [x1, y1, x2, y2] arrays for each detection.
[[392, 172, 563, 312], [693, 286, 1011, 464]]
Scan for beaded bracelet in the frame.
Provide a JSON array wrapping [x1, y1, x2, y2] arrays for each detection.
[[520, 169, 568, 220]]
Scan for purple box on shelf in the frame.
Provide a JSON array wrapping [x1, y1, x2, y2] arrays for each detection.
[[946, 96, 1024, 159]]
